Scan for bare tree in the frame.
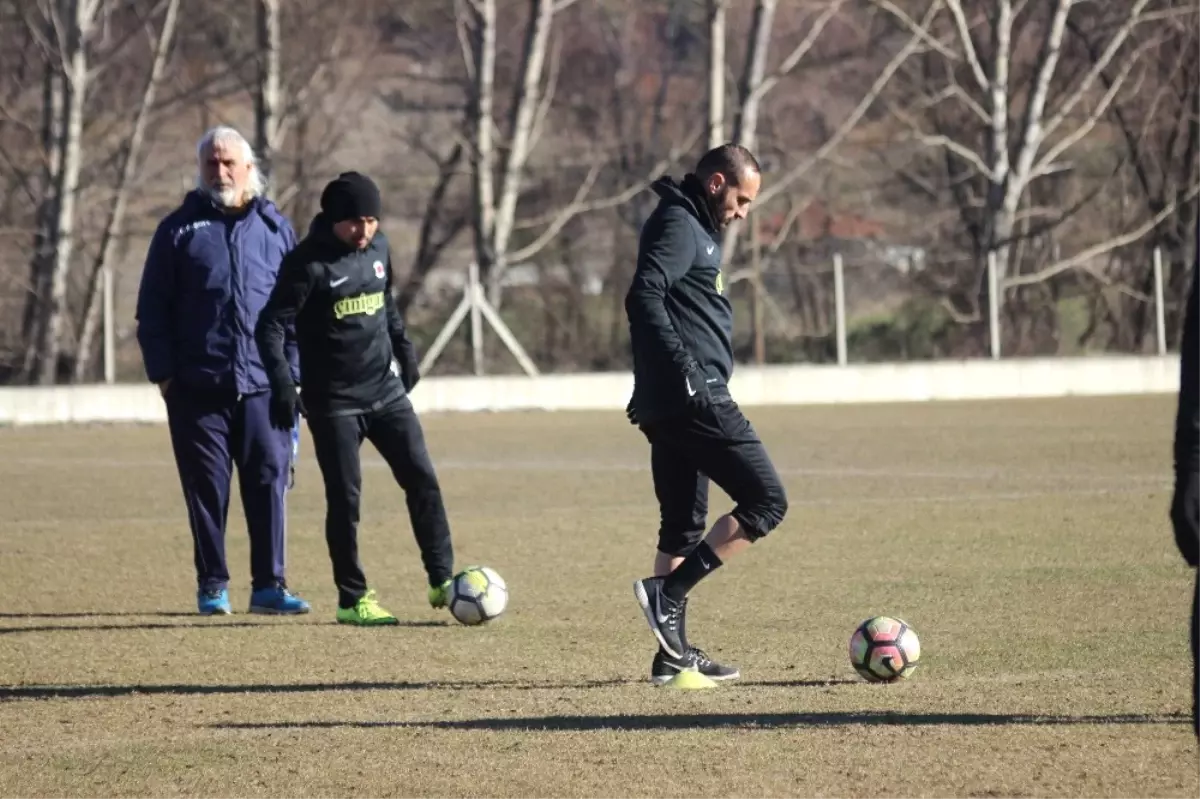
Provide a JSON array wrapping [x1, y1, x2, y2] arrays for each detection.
[[461, 0, 695, 310], [72, 0, 180, 382], [719, 0, 932, 270], [30, 0, 104, 384], [708, 0, 728, 148], [877, 0, 1189, 324], [254, 0, 280, 193]]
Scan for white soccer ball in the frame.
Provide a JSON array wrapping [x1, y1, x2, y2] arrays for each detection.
[[448, 565, 508, 626]]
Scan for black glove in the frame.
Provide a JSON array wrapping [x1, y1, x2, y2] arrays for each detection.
[[270, 384, 305, 431], [394, 338, 420, 393], [1171, 469, 1199, 567], [625, 398, 638, 426], [401, 355, 420, 393], [681, 364, 711, 412]]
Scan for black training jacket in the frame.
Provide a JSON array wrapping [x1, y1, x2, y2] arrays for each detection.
[[625, 175, 735, 424], [256, 214, 419, 417], [1176, 235, 1199, 474]]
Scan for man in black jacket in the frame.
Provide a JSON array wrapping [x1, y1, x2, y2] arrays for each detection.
[[1171, 239, 1198, 737], [256, 171, 456, 625], [626, 144, 788, 684]]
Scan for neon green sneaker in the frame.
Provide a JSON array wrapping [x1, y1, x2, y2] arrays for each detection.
[[428, 579, 453, 609], [335, 590, 399, 626]]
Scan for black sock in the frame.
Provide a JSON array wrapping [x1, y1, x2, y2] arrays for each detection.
[[662, 541, 722, 601]]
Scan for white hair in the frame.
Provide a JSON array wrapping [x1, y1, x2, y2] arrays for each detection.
[[195, 125, 266, 204]]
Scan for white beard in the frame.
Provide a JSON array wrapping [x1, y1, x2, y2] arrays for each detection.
[[207, 185, 241, 208]]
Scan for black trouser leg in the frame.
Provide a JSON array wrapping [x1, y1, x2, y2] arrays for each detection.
[[307, 412, 369, 608], [1191, 571, 1198, 737], [365, 397, 455, 587], [646, 401, 788, 542], [650, 438, 709, 558]]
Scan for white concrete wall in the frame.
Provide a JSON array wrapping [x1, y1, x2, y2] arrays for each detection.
[[0, 355, 1180, 426]]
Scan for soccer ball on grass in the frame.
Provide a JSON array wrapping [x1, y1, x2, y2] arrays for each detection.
[[448, 565, 508, 625], [848, 615, 920, 682]]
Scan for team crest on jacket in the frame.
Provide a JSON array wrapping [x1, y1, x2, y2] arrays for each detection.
[[373, 260, 385, 279]]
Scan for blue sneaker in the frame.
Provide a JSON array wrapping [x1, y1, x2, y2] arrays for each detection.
[[197, 588, 232, 616], [248, 585, 311, 615]]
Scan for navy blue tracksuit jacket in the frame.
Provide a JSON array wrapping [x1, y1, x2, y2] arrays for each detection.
[[135, 190, 302, 592]]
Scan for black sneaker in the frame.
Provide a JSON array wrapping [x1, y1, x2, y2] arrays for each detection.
[[650, 647, 741, 685], [633, 576, 687, 658], [690, 647, 740, 682]]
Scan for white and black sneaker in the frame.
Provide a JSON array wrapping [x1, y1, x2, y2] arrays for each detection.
[[650, 647, 741, 685], [633, 576, 687, 658]]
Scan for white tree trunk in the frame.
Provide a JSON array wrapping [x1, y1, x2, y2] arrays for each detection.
[[22, 12, 65, 380], [723, 0, 877, 263], [488, 0, 556, 303], [732, 0, 776, 153], [34, 0, 97, 385], [707, 0, 727, 148], [464, 0, 497, 298], [255, 0, 281, 195], [73, 0, 180, 383]]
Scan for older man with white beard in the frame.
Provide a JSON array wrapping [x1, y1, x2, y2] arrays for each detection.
[[135, 125, 310, 616]]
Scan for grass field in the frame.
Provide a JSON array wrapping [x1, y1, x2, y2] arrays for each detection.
[[0, 394, 1197, 798]]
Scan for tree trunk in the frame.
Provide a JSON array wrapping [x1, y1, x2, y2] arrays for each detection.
[[21, 21, 65, 380], [34, 0, 94, 385], [73, 0, 180, 383], [255, 0, 281, 195], [466, 0, 497, 301], [707, 0, 726, 149], [487, 0, 555, 305]]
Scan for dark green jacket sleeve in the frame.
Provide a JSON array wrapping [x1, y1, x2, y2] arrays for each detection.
[[624, 206, 699, 376], [1175, 256, 1199, 473]]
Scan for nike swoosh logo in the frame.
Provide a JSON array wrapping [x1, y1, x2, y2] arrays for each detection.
[[706, 245, 715, 254], [654, 594, 672, 625], [330, 276, 349, 287], [685, 377, 696, 397]]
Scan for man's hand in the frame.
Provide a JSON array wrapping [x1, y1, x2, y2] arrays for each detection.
[[1171, 469, 1199, 567], [157, 378, 172, 398], [681, 364, 711, 412], [401, 356, 420, 393], [270, 384, 306, 431], [625, 398, 638, 426]]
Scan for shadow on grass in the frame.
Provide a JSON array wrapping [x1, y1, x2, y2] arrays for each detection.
[[0, 612, 201, 619], [0, 614, 451, 633], [0, 678, 633, 700], [212, 710, 1191, 731], [0, 619, 449, 635]]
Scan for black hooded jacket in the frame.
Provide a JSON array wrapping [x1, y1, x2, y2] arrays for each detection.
[[255, 213, 419, 417], [624, 174, 735, 425], [1176, 246, 1199, 474]]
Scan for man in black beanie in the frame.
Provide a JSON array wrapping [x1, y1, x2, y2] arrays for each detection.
[[256, 171, 457, 625]]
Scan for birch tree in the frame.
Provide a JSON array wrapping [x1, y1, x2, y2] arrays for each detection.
[[707, 0, 727, 148], [461, 0, 690, 308], [254, 0, 280, 194], [20, 7, 65, 380], [72, 0, 180, 382], [720, 0, 934, 267], [30, 0, 104, 385], [878, 0, 1187, 322]]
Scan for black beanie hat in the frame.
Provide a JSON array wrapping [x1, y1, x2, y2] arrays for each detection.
[[320, 171, 382, 223]]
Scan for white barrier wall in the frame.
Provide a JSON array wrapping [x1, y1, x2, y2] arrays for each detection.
[[0, 355, 1180, 427]]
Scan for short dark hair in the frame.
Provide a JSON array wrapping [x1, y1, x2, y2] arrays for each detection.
[[695, 143, 761, 185]]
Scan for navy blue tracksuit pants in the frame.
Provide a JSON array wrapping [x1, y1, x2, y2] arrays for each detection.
[[165, 387, 292, 592]]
